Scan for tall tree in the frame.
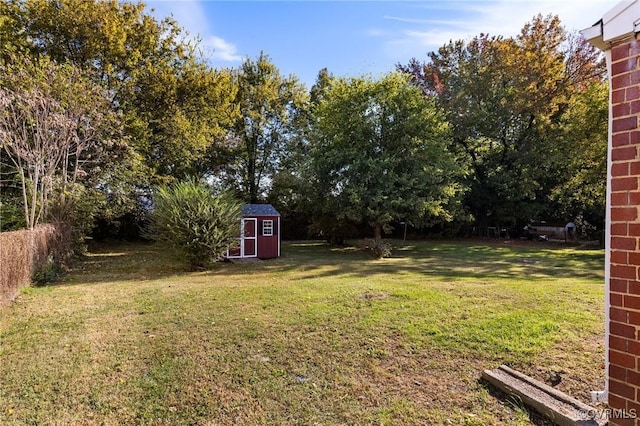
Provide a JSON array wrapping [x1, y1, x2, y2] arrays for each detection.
[[0, 0, 30, 62], [310, 72, 459, 243], [223, 52, 308, 203], [549, 81, 608, 230], [398, 15, 605, 229], [0, 56, 121, 230], [267, 68, 335, 239], [130, 59, 238, 181], [4, 0, 238, 184]]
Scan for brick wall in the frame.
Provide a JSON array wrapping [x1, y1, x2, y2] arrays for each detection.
[[609, 35, 640, 426]]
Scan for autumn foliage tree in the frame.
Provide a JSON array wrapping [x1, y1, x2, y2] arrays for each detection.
[[399, 14, 606, 230], [0, 2, 610, 244]]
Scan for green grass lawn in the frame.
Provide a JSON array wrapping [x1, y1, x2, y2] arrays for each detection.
[[0, 239, 605, 425]]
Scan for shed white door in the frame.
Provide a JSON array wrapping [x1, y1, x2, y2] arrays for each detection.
[[227, 218, 257, 258], [242, 218, 257, 257]]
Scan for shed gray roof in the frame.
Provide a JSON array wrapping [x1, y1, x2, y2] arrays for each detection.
[[241, 204, 280, 217]]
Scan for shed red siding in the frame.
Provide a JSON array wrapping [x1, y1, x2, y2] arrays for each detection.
[[254, 215, 279, 259], [228, 204, 281, 260]]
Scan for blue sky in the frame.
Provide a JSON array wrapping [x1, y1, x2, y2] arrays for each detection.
[[145, 0, 612, 88]]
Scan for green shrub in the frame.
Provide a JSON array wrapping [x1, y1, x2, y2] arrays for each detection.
[[47, 183, 105, 261], [0, 197, 26, 231], [144, 179, 242, 270], [31, 255, 60, 286]]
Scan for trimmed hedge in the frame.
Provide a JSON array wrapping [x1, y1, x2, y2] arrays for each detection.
[[0, 225, 59, 306]]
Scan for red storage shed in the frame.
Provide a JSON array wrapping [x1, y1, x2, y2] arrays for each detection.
[[227, 204, 281, 259]]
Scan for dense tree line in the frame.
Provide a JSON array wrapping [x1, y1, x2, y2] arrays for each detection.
[[398, 15, 607, 236], [0, 1, 607, 250]]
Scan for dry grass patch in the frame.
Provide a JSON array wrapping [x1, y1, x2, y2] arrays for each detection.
[[0, 225, 60, 305]]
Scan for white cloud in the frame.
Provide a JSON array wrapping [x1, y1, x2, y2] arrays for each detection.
[[384, 16, 433, 25], [146, 0, 210, 39], [145, 0, 243, 64], [376, 0, 612, 62], [206, 36, 243, 62]]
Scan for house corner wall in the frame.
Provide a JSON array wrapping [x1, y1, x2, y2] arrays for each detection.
[[608, 34, 640, 426]]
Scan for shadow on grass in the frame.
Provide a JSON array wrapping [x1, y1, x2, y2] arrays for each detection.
[[60, 239, 604, 287], [61, 241, 188, 285], [265, 240, 604, 282]]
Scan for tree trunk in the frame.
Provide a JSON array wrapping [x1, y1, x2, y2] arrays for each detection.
[[247, 139, 258, 203], [374, 223, 382, 243]]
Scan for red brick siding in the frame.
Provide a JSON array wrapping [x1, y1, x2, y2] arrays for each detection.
[[610, 36, 640, 426]]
